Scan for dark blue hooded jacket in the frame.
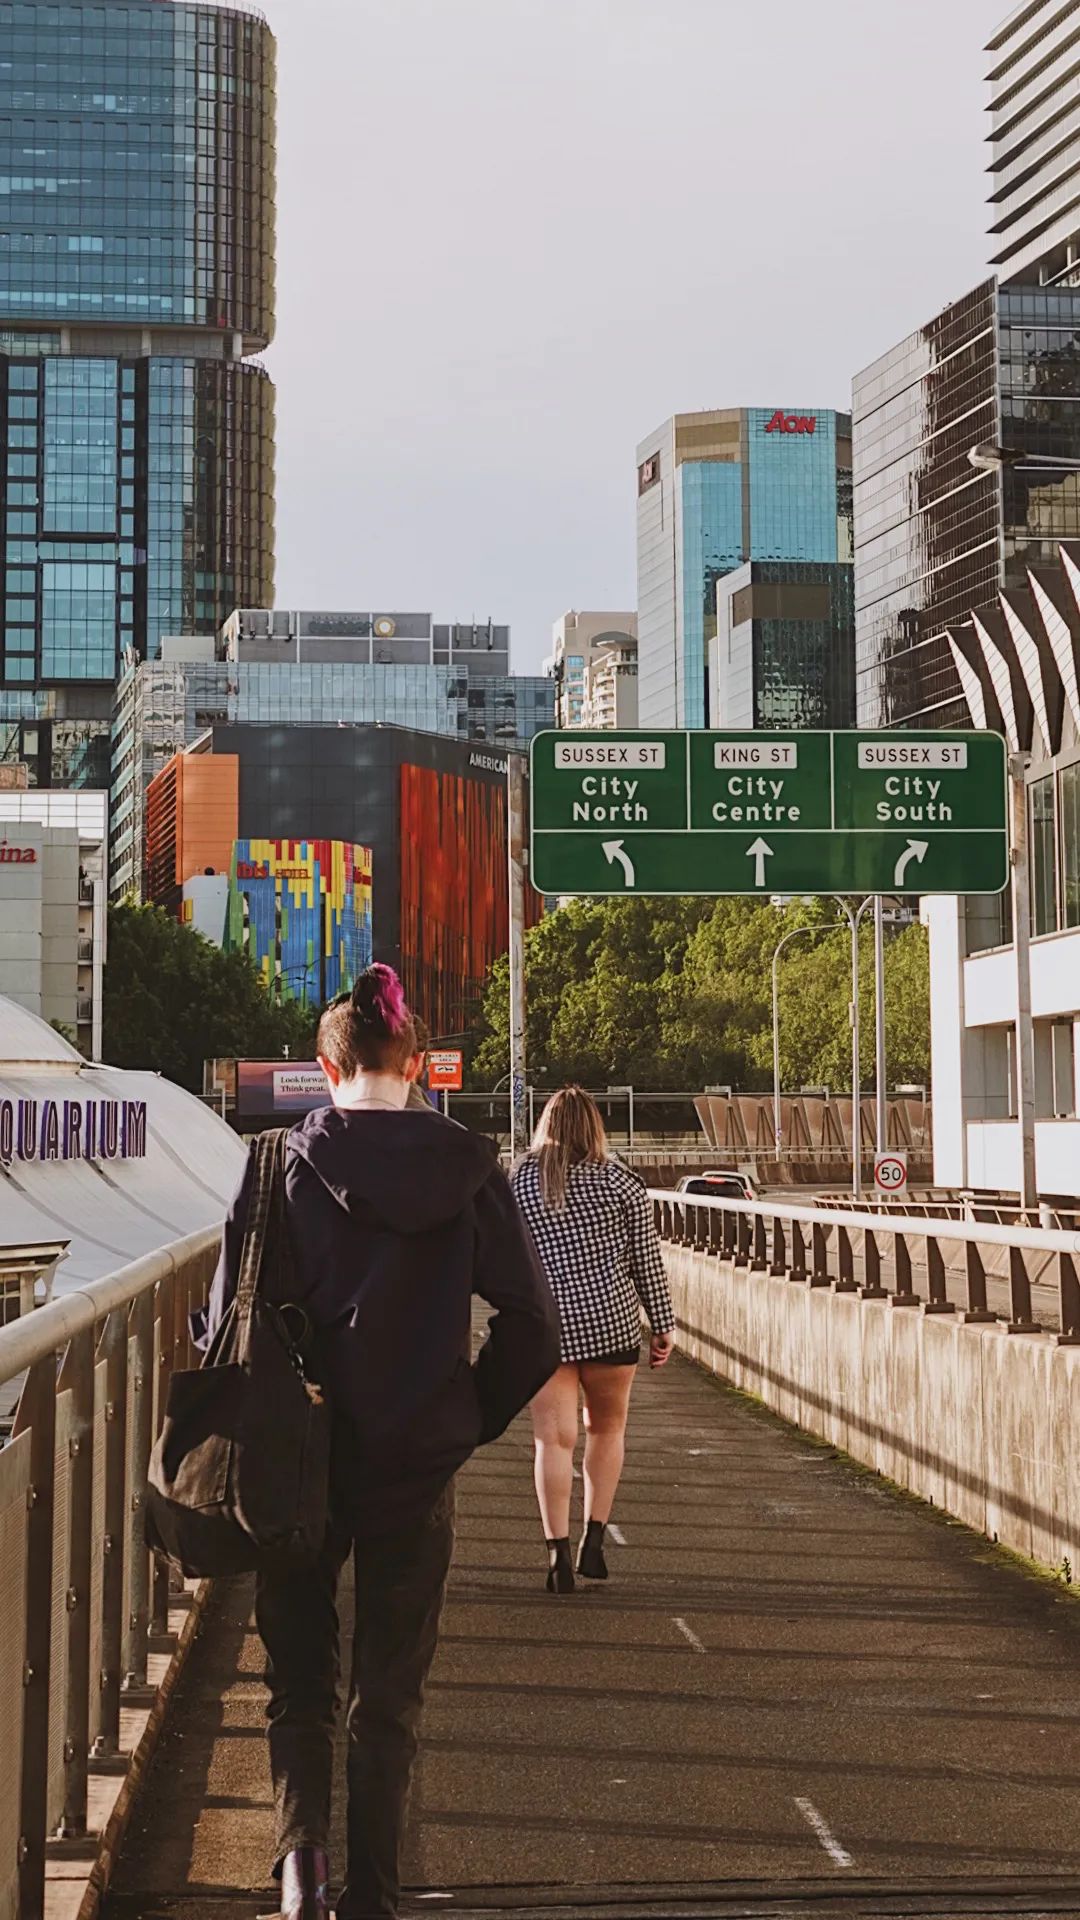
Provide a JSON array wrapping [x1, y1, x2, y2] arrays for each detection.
[[200, 1105, 560, 1536]]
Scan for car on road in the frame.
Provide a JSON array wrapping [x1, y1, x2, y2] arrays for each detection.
[[676, 1169, 757, 1202]]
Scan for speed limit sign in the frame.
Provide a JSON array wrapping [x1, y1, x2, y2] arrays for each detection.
[[874, 1150, 908, 1195]]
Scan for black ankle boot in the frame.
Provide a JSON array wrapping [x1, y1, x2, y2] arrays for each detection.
[[279, 1847, 332, 1918], [545, 1536, 575, 1593], [577, 1518, 609, 1580]]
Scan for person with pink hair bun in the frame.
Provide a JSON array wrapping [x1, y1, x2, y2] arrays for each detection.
[[201, 965, 559, 1919]]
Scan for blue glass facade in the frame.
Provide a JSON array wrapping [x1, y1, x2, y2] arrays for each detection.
[[638, 407, 853, 727], [0, 1, 275, 339], [0, 0, 276, 786]]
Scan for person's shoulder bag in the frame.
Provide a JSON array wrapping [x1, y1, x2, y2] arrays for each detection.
[[145, 1128, 331, 1577]]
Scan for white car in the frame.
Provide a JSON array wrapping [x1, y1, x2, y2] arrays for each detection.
[[676, 1169, 756, 1202]]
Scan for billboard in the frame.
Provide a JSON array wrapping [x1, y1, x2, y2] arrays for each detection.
[[235, 1061, 329, 1118], [224, 838, 373, 1005]]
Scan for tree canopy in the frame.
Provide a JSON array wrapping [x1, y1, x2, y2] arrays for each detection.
[[470, 896, 930, 1093], [102, 902, 318, 1092]]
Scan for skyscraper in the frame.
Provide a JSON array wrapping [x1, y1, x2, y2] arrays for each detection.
[[0, 0, 276, 789], [635, 407, 853, 728], [987, 0, 1080, 289], [854, 2, 1080, 730]]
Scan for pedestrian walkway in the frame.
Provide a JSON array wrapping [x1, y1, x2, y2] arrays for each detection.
[[102, 1354, 1080, 1919]]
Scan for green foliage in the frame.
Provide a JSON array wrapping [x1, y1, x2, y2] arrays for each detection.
[[102, 902, 318, 1092], [470, 896, 931, 1093]]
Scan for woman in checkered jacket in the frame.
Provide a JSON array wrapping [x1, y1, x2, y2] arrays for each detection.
[[510, 1087, 676, 1593]]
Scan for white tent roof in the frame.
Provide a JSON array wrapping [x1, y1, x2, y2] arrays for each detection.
[[0, 998, 245, 1288]]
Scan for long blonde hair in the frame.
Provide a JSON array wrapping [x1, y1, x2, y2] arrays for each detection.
[[530, 1086, 608, 1211]]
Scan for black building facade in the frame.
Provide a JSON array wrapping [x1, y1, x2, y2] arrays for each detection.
[[206, 723, 522, 1039], [854, 280, 1080, 728], [712, 560, 855, 730]]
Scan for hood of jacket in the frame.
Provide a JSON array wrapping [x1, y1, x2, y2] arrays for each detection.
[[287, 1105, 497, 1235]]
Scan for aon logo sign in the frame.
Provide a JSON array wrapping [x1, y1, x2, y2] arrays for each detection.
[[764, 410, 817, 434]]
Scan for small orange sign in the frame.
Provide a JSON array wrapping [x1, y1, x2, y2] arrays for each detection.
[[427, 1050, 464, 1090]]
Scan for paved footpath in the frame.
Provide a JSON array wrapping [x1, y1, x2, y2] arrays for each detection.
[[103, 1354, 1080, 1919]]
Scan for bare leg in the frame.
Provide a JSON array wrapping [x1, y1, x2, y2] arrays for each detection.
[[579, 1363, 637, 1525], [529, 1364, 579, 1539]]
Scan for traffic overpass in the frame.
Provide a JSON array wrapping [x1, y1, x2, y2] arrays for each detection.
[[3, 1194, 1080, 1920]]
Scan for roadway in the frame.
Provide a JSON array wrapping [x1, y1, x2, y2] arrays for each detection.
[[101, 1351, 1080, 1919]]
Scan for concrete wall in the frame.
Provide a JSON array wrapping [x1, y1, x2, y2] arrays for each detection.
[[664, 1242, 1080, 1575]]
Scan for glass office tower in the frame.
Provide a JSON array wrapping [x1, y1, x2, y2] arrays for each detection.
[[853, 279, 1080, 727], [0, 0, 276, 787], [635, 407, 853, 727]]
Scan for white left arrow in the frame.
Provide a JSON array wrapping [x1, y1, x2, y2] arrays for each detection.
[[602, 840, 636, 888], [746, 837, 774, 887], [893, 838, 929, 889]]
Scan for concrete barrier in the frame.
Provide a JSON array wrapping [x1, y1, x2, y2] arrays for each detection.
[[663, 1242, 1080, 1577]]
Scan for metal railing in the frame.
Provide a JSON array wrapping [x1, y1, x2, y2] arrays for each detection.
[[0, 1229, 219, 1920], [650, 1190, 1080, 1342]]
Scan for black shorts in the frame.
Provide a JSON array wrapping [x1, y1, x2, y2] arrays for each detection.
[[582, 1345, 640, 1367]]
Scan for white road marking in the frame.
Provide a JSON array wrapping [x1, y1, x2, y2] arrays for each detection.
[[794, 1797, 853, 1869], [608, 1524, 626, 1545], [673, 1616, 706, 1653]]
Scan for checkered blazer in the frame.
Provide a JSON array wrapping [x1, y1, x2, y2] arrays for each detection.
[[510, 1155, 676, 1364]]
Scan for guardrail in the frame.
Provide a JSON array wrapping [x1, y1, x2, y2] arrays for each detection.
[[0, 1229, 219, 1920], [649, 1190, 1080, 1341]]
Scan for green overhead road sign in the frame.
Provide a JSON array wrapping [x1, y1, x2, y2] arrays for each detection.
[[529, 730, 1009, 897]]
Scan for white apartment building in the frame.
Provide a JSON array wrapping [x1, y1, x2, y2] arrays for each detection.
[[546, 611, 637, 729], [0, 788, 108, 1061], [929, 538, 1080, 1199]]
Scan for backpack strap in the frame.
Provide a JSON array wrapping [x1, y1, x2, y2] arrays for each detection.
[[235, 1128, 289, 1320]]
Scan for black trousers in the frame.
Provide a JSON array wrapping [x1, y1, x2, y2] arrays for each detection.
[[255, 1482, 456, 1920]]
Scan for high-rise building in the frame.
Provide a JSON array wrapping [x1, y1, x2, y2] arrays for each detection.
[[712, 561, 855, 730], [545, 611, 637, 729], [853, 278, 1080, 729], [109, 612, 554, 898], [0, 0, 276, 791], [635, 408, 853, 728], [987, 0, 1080, 289]]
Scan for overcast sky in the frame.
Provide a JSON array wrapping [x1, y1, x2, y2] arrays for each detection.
[[268, 0, 1000, 674]]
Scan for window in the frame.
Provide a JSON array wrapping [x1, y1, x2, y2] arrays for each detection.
[[1029, 773, 1057, 935], [1035, 1020, 1076, 1119], [1061, 760, 1080, 929]]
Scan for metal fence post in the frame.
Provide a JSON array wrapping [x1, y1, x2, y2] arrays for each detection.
[[963, 1243, 994, 1324], [1058, 1251, 1080, 1344], [892, 1234, 919, 1306], [835, 1226, 858, 1293], [122, 1289, 155, 1695], [1007, 1246, 1039, 1334], [861, 1230, 888, 1299], [58, 1326, 95, 1839], [15, 1356, 57, 1920], [810, 1221, 830, 1287], [925, 1238, 955, 1314], [90, 1310, 128, 1764]]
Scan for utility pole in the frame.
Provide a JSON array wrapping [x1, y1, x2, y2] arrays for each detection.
[[1009, 754, 1037, 1217], [507, 751, 528, 1163], [874, 895, 887, 1157]]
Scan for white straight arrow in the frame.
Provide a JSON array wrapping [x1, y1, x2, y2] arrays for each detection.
[[746, 837, 774, 887], [893, 838, 929, 890], [602, 840, 636, 888]]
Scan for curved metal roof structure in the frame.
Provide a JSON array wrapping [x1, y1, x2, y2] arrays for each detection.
[[0, 998, 244, 1288]]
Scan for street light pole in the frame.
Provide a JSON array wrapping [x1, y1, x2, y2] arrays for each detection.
[[771, 920, 845, 1160], [507, 751, 529, 1163], [874, 895, 887, 1156]]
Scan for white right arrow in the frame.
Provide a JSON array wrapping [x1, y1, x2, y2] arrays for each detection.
[[746, 837, 774, 887], [893, 838, 929, 889], [602, 839, 636, 888]]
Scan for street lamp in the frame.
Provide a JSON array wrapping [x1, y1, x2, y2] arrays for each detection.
[[771, 921, 844, 1162], [968, 442, 1080, 474]]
